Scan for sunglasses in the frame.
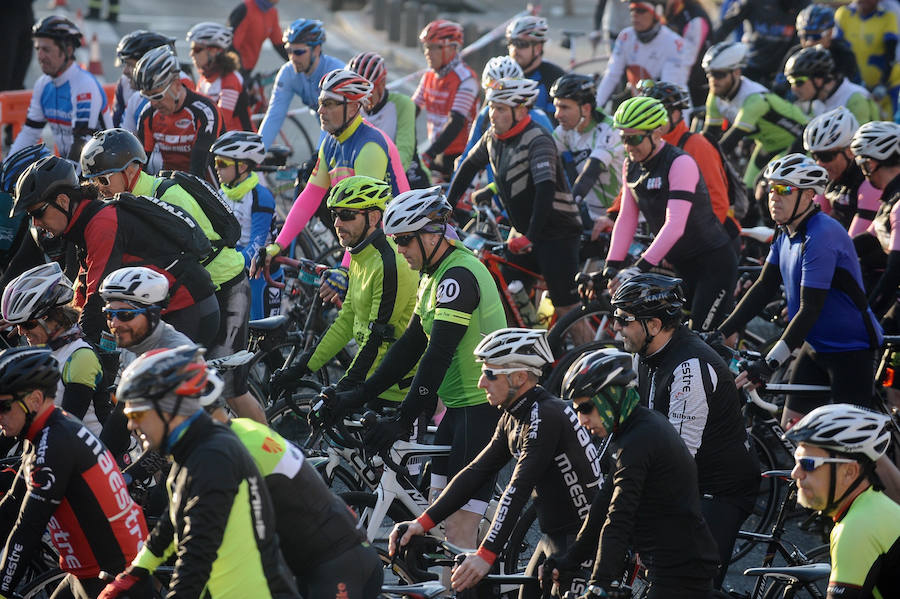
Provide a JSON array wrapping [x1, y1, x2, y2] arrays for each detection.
[[481, 367, 522, 381], [214, 157, 237, 169], [91, 174, 114, 186], [393, 233, 418, 247], [630, 6, 651, 14], [285, 46, 309, 57], [124, 409, 149, 422], [787, 76, 809, 87], [330, 208, 361, 222], [141, 81, 172, 102], [19, 319, 42, 331], [507, 39, 536, 49], [794, 455, 856, 472], [708, 70, 731, 80], [770, 183, 796, 196], [102, 307, 148, 322], [612, 310, 638, 327], [572, 401, 596, 415], [621, 132, 648, 146], [189, 45, 208, 55], [0, 400, 18, 414], [318, 99, 342, 109], [27, 202, 52, 220], [800, 30, 826, 42], [812, 150, 841, 163]]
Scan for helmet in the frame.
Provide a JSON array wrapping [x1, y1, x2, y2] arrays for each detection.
[[473, 328, 554, 374], [383, 186, 452, 235], [481, 56, 523, 90], [610, 273, 685, 320], [763, 153, 828, 194], [116, 30, 176, 66], [118, 345, 224, 414], [32, 15, 82, 48], [506, 16, 549, 42], [636, 79, 691, 111], [99, 266, 170, 306], [561, 348, 636, 401], [1, 262, 74, 324], [613, 96, 668, 130], [0, 144, 51, 194], [283, 19, 326, 46], [0, 347, 60, 396], [550, 73, 597, 105], [702, 41, 748, 72], [803, 106, 859, 152], [485, 77, 540, 107], [347, 52, 387, 85], [186, 22, 233, 49], [850, 121, 900, 161], [319, 69, 372, 103], [132, 45, 179, 92], [81, 128, 148, 177], [12, 155, 79, 217], [419, 20, 464, 47], [785, 403, 892, 463], [796, 4, 835, 34], [784, 46, 835, 80], [209, 131, 266, 165], [326, 175, 391, 211]]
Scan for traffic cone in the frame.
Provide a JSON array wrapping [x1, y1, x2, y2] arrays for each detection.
[[48, 0, 67, 8], [88, 34, 104, 81]]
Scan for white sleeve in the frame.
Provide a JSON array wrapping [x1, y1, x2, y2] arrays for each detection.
[[681, 17, 709, 64], [9, 80, 48, 156], [666, 358, 711, 458], [661, 32, 691, 91], [596, 30, 629, 108]]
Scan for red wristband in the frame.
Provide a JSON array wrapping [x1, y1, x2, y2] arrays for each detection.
[[476, 546, 497, 565], [416, 513, 436, 532]]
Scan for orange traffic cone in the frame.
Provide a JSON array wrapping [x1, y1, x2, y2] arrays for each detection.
[[48, 0, 67, 8], [88, 33, 104, 80]]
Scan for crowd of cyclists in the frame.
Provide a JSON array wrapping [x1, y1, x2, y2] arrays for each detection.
[[0, 0, 899, 597]]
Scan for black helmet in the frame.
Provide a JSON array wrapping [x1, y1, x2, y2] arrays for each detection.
[[637, 79, 691, 111], [784, 46, 835, 80], [550, 73, 596, 106], [0, 144, 51, 194], [11, 156, 79, 218], [0, 347, 60, 396], [561, 348, 636, 401], [116, 30, 177, 67], [32, 15, 82, 48], [81, 129, 148, 177], [610, 273, 685, 321]]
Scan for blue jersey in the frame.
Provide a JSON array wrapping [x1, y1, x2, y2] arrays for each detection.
[[767, 211, 883, 352]]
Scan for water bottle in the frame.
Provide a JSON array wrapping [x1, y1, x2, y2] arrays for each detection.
[[508, 280, 538, 326]]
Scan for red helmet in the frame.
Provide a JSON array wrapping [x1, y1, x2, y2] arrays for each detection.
[[319, 69, 373, 102], [419, 19, 463, 47], [347, 52, 386, 85]]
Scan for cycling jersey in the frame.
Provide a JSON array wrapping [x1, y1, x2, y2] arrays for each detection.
[[829, 486, 900, 599], [595, 25, 691, 108], [132, 410, 299, 599], [663, 121, 730, 223], [308, 229, 418, 401], [419, 385, 602, 563], [0, 407, 147, 594], [412, 56, 479, 157], [10, 62, 110, 161], [197, 71, 253, 132], [822, 78, 879, 124], [364, 91, 417, 169], [51, 329, 104, 437], [526, 61, 566, 126], [817, 161, 882, 235], [137, 88, 225, 177], [228, 0, 287, 73], [836, 3, 900, 89], [259, 54, 345, 148]]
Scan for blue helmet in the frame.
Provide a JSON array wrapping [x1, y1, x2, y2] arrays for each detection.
[[283, 19, 326, 46], [796, 4, 835, 34], [0, 144, 52, 194]]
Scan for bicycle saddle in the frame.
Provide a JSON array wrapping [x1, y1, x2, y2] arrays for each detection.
[[743, 563, 831, 584], [381, 582, 445, 598], [248, 314, 289, 331]]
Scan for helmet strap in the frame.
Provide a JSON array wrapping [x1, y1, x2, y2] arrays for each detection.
[[782, 189, 816, 228], [14, 396, 35, 441], [331, 101, 359, 138], [724, 73, 741, 101], [638, 319, 655, 356], [821, 451, 869, 516]]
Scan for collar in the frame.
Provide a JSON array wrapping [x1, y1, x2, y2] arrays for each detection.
[[784, 204, 820, 239], [47, 325, 83, 351], [423, 243, 456, 275], [25, 405, 57, 442], [506, 384, 542, 417], [349, 227, 384, 255], [724, 76, 743, 102], [62, 197, 93, 236], [436, 55, 460, 78], [335, 112, 364, 143], [640, 324, 685, 366], [221, 171, 259, 200], [254, 0, 275, 10], [165, 409, 205, 455], [368, 90, 389, 115], [51, 61, 78, 85], [662, 118, 689, 145], [132, 170, 156, 196], [495, 114, 532, 141], [832, 484, 872, 522], [128, 320, 168, 355]]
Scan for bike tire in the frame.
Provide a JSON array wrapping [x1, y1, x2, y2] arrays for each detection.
[[498, 502, 539, 575], [546, 299, 617, 363], [314, 460, 364, 495], [339, 491, 416, 548], [265, 381, 322, 445], [281, 114, 316, 164], [731, 429, 780, 563], [15, 568, 67, 599], [543, 339, 621, 396]]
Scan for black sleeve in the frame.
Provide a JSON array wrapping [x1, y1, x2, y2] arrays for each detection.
[[226, 2, 247, 28], [870, 250, 900, 316], [572, 158, 605, 203], [446, 137, 489, 207], [718, 125, 750, 156], [526, 180, 558, 240], [564, 464, 614, 565], [594, 0, 608, 31], [142, 503, 176, 566], [363, 314, 429, 398], [882, 39, 897, 83], [779, 286, 829, 351], [712, 0, 748, 42], [0, 465, 26, 539], [425, 111, 466, 158], [190, 101, 223, 178], [718, 261, 783, 337], [80, 290, 108, 346], [61, 382, 93, 420]]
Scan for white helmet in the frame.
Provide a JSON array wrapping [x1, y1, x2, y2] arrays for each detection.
[[702, 41, 748, 72], [785, 403, 892, 462], [186, 22, 233, 49], [210, 131, 267, 164], [132, 45, 179, 92], [1, 262, 74, 324], [474, 328, 553, 375], [319, 68, 373, 103], [482, 56, 523, 90], [850, 121, 900, 161], [763, 153, 829, 194], [506, 16, 549, 42], [99, 267, 170, 306], [485, 77, 540, 107], [383, 186, 452, 235], [803, 106, 859, 152]]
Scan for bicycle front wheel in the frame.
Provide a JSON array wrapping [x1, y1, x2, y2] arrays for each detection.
[[547, 299, 617, 362], [731, 429, 780, 563]]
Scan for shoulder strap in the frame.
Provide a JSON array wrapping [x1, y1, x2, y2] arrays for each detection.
[[677, 131, 692, 149]]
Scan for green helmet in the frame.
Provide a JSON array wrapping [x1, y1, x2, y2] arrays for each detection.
[[613, 96, 668, 131], [326, 175, 391, 211]]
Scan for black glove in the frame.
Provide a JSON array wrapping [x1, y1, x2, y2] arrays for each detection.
[[98, 566, 151, 599], [329, 385, 369, 416], [270, 351, 313, 392], [363, 414, 411, 452], [699, 330, 725, 347], [471, 186, 494, 206], [542, 553, 580, 589], [740, 357, 775, 385]]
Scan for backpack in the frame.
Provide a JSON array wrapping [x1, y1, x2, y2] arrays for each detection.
[[677, 131, 749, 219], [155, 170, 242, 249], [110, 192, 212, 261]]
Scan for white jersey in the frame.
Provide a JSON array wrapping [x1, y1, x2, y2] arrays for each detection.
[[823, 78, 872, 112], [710, 76, 768, 126], [596, 25, 691, 108], [51, 337, 102, 437], [553, 116, 625, 219]]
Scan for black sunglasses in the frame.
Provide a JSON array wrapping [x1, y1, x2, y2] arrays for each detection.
[[393, 233, 418, 247], [812, 150, 841, 163], [286, 47, 309, 57], [330, 208, 362, 222], [507, 39, 537, 49], [612, 310, 639, 327], [102, 307, 148, 322], [27, 202, 52, 220], [621, 133, 648, 146], [19, 319, 42, 330], [572, 402, 596, 414], [708, 70, 731, 80]]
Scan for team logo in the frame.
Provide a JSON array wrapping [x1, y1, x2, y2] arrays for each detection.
[[261, 436, 284, 454], [175, 118, 192, 129]]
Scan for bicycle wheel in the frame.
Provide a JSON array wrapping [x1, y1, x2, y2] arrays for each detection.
[[313, 459, 364, 495], [15, 568, 66, 599], [280, 114, 316, 164], [731, 429, 781, 563], [547, 299, 617, 363], [339, 491, 416, 549], [266, 381, 322, 445], [543, 339, 621, 396], [498, 503, 539, 575]]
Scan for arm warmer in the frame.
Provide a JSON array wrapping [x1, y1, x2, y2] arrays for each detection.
[[572, 158, 605, 202], [274, 182, 328, 248], [870, 250, 900, 316], [779, 285, 829, 351], [719, 125, 749, 156], [425, 111, 466, 158], [605, 177, 639, 262], [718, 261, 783, 337], [61, 383, 93, 420]]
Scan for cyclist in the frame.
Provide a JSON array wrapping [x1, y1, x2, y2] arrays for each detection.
[[12, 156, 219, 348], [603, 96, 737, 331], [198, 356, 382, 599], [664, 0, 713, 107], [543, 348, 719, 599], [785, 46, 878, 123], [210, 130, 282, 320], [715, 154, 883, 427], [551, 73, 624, 231], [594, 1, 690, 110], [804, 107, 881, 236], [702, 41, 809, 192], [133, 45, 225, 178], [187, 22, 253, 133], [447, 78, 583, 321], [0, 346, 148, 599], [228, 0, 288, 76], [786, 403, 900, 599], [270, 176, 418, 402], [391, 328, 600, 598], [9, 16, 110, 162], [505, 16, 566, 126], [609, 273, 760, 588], [102, 346, 300, 599], [1, 262, 106, 437], [413, 19, 479, 180], [258, 18, 344, 149]]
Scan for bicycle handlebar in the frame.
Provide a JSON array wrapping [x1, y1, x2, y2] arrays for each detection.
[[262, 255, 328, 289]]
